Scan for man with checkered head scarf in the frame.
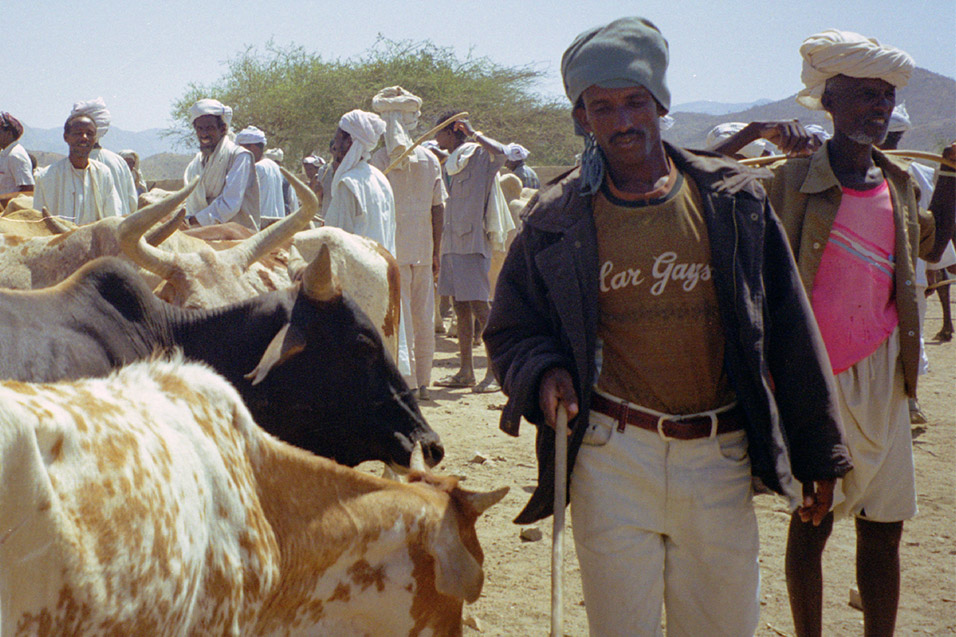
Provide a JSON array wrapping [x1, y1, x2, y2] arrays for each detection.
[[761, 29, 955, 637], [483, 17, 851, 635]]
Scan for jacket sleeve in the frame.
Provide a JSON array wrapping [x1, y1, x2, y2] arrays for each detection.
[[762, 199, 852, 482], [484, 225, 574, 436]]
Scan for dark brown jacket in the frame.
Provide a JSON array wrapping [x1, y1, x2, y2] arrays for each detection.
[[485, 144, 852, 524]]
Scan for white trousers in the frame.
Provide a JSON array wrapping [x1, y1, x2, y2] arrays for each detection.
[[570, 404, 759, 637], [830, 329, 917, 522], [400, 264, 436, 388]]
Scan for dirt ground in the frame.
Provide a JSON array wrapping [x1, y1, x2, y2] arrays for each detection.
[[361, 295, 955, 636]]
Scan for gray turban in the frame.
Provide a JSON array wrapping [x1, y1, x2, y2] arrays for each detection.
[[561, 17, 671, 112]]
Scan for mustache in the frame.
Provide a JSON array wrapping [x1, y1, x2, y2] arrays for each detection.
[[609, 129, 644, 144]]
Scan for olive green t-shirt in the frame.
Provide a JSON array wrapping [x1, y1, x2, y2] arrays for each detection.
[[594, 163, 736, 414]]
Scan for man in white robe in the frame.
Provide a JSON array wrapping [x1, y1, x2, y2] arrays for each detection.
[[70, 98, 137, 215], [33, 113, 121, 225], [0, 112, 35, 199], [324, 109, 396, 254], [236, 125, 285, 221], [183, 99, 260, 231], [265, 147, 298, 215], [325, 109, 411, 377]]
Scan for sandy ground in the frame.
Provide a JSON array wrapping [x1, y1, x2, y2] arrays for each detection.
[[359, 295, 955, 636]]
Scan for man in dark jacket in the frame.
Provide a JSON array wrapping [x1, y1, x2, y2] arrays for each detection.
[[483, 17, 851, 636]]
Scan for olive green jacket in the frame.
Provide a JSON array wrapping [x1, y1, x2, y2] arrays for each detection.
[[765, 141, 935, 397]]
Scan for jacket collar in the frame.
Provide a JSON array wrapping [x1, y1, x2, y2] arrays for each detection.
[[525, 142, 768, 234], [800, 140, 914, 194]]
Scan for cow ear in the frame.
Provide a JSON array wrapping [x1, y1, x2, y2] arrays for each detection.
[[428, 509, 484, 603], [461, 486, 509, 515], [244, 323, 307, 386]]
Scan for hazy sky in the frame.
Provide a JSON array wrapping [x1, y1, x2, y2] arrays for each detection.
[[8, 0, 955, 132]]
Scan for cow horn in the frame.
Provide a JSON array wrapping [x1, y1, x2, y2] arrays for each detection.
[[461, 486, 510, 515], [144, 208, 186, 246], [409, 441, 426, 473], [381, 463, 401, 481], [117, 179, 199, 280], [228, 166, 318, 270], [301, 243, 340, 302]]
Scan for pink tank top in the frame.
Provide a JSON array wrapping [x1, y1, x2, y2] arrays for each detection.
[[810, 181, 897, 374]]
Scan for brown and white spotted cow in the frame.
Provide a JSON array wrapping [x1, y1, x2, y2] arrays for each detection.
[[0, 356, 507, 636]]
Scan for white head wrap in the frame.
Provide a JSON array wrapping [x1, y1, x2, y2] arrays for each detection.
[[796, 29, 915, 110], [804, 124, 832, 142], [264, 148, 284, 162], [888, 103, 912, 133], [704, 122, 778, 159], [371, 86, 422, 161], [188, 98, 234, 127], [333, 110, 387, 190], [235, 126, 267, 145], [70, 97, 111, 141], [504, 143, 530, 162], [302, 155, 325, 166]]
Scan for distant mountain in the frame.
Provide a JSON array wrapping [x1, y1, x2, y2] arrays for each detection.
[[672, 99, 773, 116], [20, 127, 185, 161], [663, 67, 955, 153]]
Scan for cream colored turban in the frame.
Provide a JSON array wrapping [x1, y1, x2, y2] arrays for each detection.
[[264, 148, 284, 162], [796, 29, 914, 110], [371, 86, 422, 160], [188, 98, 234, 126], [71, 97, 111, 141]]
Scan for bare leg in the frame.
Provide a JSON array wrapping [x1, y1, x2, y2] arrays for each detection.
[[786, 512, 834, 637], [936, 281, 952, 341], [452, 300, 476, 384], [856, 518, 903, 637]]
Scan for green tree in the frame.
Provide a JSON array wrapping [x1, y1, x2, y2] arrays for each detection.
[[169, 37, 581, 166]]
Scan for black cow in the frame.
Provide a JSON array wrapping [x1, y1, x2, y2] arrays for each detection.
[[0, 249, 443, 468]]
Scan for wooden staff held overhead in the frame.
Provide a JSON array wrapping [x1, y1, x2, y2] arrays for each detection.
[[382, 111, 469, 175]]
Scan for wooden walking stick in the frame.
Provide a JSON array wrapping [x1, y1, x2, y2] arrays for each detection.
[[382, 111, 469, 175], [551, 404, 569, 637], [740, 150, 956, 170]]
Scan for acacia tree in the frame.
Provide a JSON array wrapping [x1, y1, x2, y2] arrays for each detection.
[[169, 38, 581, 166]]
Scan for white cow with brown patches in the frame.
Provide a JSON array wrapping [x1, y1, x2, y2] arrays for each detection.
[[0, 357, 506, 636]]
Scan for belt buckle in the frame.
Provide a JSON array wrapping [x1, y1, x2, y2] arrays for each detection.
[[656, 416, 674, 441], [657, 413, 719, 440]]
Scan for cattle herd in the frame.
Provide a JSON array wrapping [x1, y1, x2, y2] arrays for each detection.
[[0, 175, 507, 635]]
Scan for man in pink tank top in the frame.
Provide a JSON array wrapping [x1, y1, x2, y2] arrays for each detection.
[[759, 31, 955, 637]]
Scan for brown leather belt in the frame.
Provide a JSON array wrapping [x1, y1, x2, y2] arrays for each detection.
[[590, 393, 746, 440]]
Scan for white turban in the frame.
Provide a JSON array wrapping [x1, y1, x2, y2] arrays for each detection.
[[70, 97, 111, 141], [264, 148, 284, 162], [504, 143, 530, 162], [338, 110, 386, 157], [704, 122, 778, 159], [188, 98, 234, 127], [796, 29, 915, 110], [236, 125, 267, 145], [371, 86, 422, 161], [804, 124, 832, 142], [302, 155, 325, 166], [888, 103, 912, 133], [333, 110, 387, 190]]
